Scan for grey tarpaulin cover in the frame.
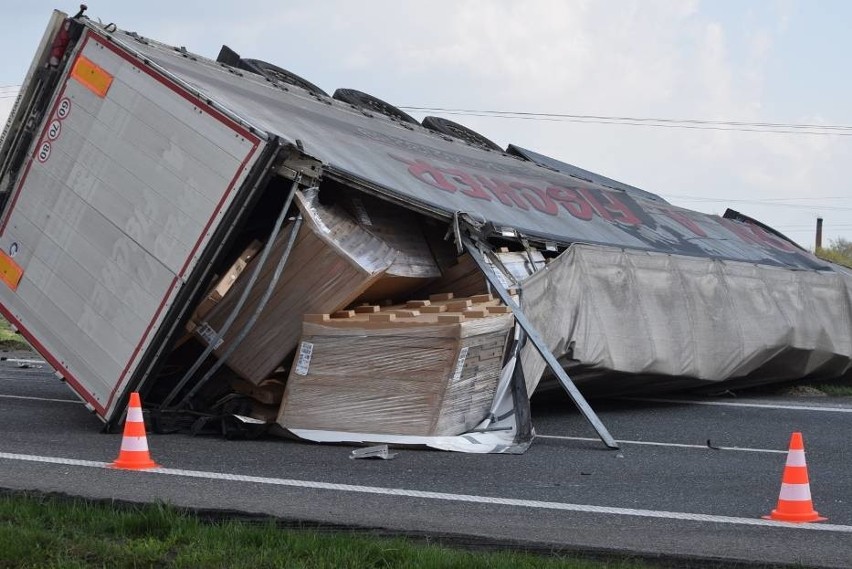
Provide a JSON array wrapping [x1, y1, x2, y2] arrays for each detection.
[[520, 244, 852, 394]]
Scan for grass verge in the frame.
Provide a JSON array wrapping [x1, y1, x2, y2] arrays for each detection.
[[805, 381, 852, 397], [0, 317, 30, 352], [0, 492, 653, 569]]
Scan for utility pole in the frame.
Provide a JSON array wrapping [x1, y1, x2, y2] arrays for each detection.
[[815, 217, 823, 250]]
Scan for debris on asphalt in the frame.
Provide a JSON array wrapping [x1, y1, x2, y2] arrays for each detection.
[[350, 445, 398, 460]]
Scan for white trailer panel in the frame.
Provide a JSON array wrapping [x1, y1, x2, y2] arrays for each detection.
[[0, 28, 264, 419]]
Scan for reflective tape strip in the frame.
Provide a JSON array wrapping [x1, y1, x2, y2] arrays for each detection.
[[70, 55, 113, 97], [119, 436, 149, 452], [779, 483, 812, 501], [126, 406, 144, 423], [0, 250, 23, 290], [785, 449, 807, 467]]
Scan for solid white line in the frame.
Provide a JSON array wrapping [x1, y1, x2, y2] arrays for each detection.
[[537, 434, 787, 454], [623, 397, 852, 413], [0, 394, 81, 404], [0, 451, 849, 533]]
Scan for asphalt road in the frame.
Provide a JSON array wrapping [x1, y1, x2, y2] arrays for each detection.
[[0, 355, 850, 568]]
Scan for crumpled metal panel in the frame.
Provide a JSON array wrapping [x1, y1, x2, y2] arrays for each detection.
[[103, 24, 828, 271], [520, 244, 852, 394]]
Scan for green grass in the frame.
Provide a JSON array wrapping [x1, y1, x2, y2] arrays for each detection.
[[0, 317, 30, 351], [0, 493, 654, 569], [807, 382, 852, 397]]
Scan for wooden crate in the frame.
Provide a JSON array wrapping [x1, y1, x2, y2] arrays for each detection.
[[278, 294, 514, 437]]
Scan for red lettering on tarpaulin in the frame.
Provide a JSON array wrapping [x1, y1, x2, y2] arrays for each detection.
[[718, 219, 797, 253], [442, 168, 493, 201], [659, 208, 707, 237], [545, 186, 594, 220], [390, 153, 656, 227], [475, 176, 529, 210], [388, 154, 457, 193], [575, 187, 613, 221], [578, 187, 642, 226], [509, 182, 559, 216], [602, 194, 642, 226]]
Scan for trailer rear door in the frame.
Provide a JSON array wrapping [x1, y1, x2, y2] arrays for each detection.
[[0, 28, 265, 420]]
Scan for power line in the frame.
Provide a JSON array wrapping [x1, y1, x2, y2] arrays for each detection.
[[0, 81, 849, 135], [662, 193, 852, 202], [664, 198, 852, 211], [402, 106, 852, 131], [400, 106, 852, 136]]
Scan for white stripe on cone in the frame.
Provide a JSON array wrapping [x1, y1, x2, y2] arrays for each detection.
[[779, 482, 813, 501], [785, 449, 807, 467], [126, 406, 144, 423], [119, 436, 150, 452]]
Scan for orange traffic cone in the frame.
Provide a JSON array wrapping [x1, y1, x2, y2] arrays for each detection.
[[763, 432, 825, 523], [110, 392, 159, 470]]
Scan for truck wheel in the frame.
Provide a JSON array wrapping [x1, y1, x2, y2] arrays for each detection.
[[332, 88, 419, 125], [422, 116, 502, 151], [239, 59, 328, 97]]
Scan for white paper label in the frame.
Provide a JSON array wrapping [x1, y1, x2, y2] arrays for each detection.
[[451, 346, 469, 383], [196, 322, 224, 349], [295, 341, 314, 376]]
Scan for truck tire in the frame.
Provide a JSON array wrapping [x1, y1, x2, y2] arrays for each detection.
[[239, 58, 328, 97], [422, 116, 502, 151], [332, 88, 419, 125]]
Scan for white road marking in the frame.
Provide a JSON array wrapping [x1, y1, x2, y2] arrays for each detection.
[[623, 397, 852, 413], [0, 394, 81, 404], [1, 451, 850, 533], [0, 358, 47, 365], [537, 434, 787, 454]]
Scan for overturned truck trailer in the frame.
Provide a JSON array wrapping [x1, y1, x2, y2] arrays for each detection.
[[0, 11, 850, 451]]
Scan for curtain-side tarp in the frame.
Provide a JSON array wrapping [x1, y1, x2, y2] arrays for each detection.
[[520, 244, 852, 394]]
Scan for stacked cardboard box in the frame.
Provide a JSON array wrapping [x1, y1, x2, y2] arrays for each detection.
[[192, 240, 262, 321], [197, 191, 440, 384], [419, 249, 546, 298], [278, 294, 514, 436]]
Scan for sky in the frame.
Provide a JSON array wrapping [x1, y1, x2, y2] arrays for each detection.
[[2, 1, 851, 247]]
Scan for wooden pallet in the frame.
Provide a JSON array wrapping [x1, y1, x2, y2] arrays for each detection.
[[278, 294, 514, 437]]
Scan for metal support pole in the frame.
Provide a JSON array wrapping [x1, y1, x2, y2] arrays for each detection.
[[160, 177, 303, 409], [462, 236, 619, 449], [816, 217, 823, 250], [509, 330, 533, 444]]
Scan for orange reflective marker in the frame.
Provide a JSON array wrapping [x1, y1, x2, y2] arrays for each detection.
[[71, 55, 113, 98], [763, 432, 826, 523], [110, 392, 160, 470], [0, 250, 22, 290]]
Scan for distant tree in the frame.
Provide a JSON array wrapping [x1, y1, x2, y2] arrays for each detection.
[[816, 238, 852, 268]]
